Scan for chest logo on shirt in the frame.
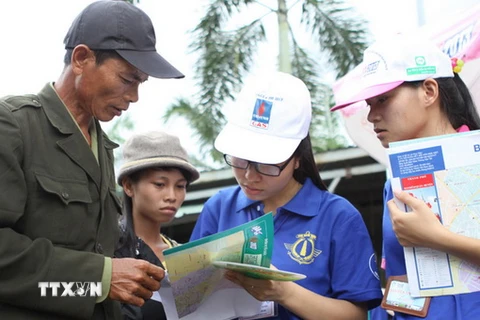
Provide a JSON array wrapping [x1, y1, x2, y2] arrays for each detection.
[[284, 231, 322, 264]]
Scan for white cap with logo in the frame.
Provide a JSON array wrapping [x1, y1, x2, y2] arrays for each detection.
[[215, 71, 312, 164]]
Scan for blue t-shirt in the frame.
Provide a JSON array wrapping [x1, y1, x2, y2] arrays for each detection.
[[383, 179, 480, 319], [191, 178, 382, 320]]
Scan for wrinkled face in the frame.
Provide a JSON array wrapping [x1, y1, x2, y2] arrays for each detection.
[[124, 168, 187, 225], [76, 54, 148, 122], [366, 84, 427, 148], [232, 156, 299, 203]]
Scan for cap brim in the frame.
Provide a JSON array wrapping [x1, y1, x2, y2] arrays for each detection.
[[214, 123, 301, 164], [117, 50, 184, 79], [331, 81, 404, 111]]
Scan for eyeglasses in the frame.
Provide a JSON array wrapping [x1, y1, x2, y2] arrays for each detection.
[[223, 154, 293, 177]]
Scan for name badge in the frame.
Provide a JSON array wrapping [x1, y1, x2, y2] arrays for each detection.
[[381, 275, 431, 318]]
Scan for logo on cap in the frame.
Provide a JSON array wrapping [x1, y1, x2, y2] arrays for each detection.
[[250, 99, 273, 130], [407, 55, 437, 76], [363, 61, 380, 76], [415, 56, 426, 66]]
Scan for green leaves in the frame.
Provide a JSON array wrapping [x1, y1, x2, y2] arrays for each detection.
[[301, 0, 368, 77], [192, 18, 266, 112], [164, 97, 224, 163], [106, 114, 134, 144]]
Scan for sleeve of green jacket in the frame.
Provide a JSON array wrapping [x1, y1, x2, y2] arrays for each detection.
[[0, 100, 106, 318]]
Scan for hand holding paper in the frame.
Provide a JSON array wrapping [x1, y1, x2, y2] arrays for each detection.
[[224, 268, 297, 304], [386, 129, 480, 297], [388, 190, 448, 248]]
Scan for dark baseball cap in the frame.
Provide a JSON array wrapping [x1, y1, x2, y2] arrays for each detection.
[[64, 0, 184, 79]]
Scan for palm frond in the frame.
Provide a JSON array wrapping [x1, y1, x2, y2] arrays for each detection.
[[163, 98, 224, 162], [290, 31, 348, 152], [192, 19, 267, 112], [301, 0, 369, 77]]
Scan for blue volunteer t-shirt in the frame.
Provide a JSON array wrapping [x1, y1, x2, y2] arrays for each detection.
[[191, 178, 382, 320], [383, 179, 480, 319]]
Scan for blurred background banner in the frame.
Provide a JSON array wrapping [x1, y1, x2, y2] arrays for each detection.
[[333, 2, 480, 166]]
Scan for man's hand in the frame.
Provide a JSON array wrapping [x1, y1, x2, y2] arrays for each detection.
[[109, 258, 165, 306]]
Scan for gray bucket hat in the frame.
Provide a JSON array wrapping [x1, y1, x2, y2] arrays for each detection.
[[117, 131, 200, 185], [64, 0, 184, 79]]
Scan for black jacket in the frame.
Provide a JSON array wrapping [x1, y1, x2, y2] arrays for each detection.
[[115, 234, 177, 320]]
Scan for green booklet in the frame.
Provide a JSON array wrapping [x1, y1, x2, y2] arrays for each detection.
[[162, 214, 306, 319], [164, 213, 274, 270]]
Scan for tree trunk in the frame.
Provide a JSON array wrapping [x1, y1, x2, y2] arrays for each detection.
[[277, 0, 291, 73]]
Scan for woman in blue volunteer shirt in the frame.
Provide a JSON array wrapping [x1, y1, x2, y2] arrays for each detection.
[[191, 72, 382, 320], [332, 34, 480, 319]]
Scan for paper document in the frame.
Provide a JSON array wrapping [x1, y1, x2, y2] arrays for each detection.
[[386, 130, 480, 297], [160, 213, 305, 319]]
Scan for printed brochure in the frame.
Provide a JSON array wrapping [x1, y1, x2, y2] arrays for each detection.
[[386, 130, 480, 297]]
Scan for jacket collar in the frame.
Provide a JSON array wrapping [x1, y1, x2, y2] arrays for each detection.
[[36, 83, 121, 190], [37, 83, 78, 134]]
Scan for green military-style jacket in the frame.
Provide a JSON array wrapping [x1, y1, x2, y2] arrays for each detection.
[[0, 83, 123, 319]]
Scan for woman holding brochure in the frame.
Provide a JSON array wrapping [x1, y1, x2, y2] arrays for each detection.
[[190, 71, 383, 320], [114, 131, 200, 320], [331, 34, 480, 319]]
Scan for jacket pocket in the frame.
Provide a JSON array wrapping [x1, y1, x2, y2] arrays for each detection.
[[27, 172, 93, 246], [35, 173, 92, 205]]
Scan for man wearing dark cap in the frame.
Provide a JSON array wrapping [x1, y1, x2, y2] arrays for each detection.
[[0, 1, 183, 319]]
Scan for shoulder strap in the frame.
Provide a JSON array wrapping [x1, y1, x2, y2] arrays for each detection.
[[0, 94, 42, 111], [161, 234, 180, 247]]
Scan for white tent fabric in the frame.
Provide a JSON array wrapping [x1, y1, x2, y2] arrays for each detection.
[[333, 3, 480, 166]]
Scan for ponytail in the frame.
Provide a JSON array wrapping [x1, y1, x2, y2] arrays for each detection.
[[437, 74, 480, 130]]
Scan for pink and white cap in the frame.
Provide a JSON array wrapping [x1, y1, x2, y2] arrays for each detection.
[[331, 34, 454, 111]]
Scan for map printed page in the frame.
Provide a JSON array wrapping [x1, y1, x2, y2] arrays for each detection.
[[387, 130, 480, 297], [161, 214, 274, 320]]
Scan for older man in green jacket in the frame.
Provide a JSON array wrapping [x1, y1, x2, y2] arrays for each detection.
[[0, 1, 184, 319]]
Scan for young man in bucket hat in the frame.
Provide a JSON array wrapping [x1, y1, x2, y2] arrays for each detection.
[[0, 1, 183, 319], [114, 131, 200, 320]]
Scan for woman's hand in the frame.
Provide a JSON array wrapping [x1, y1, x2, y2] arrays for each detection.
[[387, 190, 448, 248], [223, 269, 293, 303]]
